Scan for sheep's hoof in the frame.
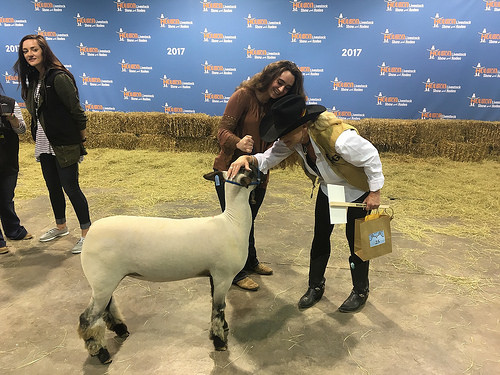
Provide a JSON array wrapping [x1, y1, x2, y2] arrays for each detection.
[[212, 336, 227, 351], [215, 344, 228, 351], [95, 348, 112, 364], [113, 323, 130, 338]]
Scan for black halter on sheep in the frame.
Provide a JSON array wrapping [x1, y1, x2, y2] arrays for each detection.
[[77, 165, 261, 364]]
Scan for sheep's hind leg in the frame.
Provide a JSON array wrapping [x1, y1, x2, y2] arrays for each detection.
[[209, 276, 231, 350], [103, 296, 130, 338], [78, 303, 112, 364]]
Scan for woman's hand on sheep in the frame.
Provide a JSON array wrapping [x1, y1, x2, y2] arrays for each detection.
[[236, 135, 254, 153], [227, 156, 253, 179]]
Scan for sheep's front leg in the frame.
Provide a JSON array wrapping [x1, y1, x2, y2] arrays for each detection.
[[209, 277, 231, 350]]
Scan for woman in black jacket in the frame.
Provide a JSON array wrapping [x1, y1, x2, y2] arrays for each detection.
[[0, 83, 32, 254], [14, 34, 90, 254]]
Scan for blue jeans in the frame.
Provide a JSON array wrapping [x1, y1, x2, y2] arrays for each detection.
[[0, 173, 28, 247], [39, 154, 91, 230]]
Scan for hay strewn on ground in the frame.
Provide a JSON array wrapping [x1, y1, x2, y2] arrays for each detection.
[[15, 144, 500, 245], [19, 110, 500, 162]]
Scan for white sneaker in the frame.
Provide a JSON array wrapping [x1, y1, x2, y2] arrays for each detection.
[[71, 237, 85, 254], [39, 227, 69, 242]]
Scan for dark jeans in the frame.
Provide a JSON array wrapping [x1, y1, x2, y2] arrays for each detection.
[[308, 188, 369, 288], [39, 154, 91, 230], [214, 173, 266, 282], [0, 173, 28, 246]]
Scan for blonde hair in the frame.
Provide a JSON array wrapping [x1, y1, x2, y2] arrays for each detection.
[[308, 111, 342, 132]]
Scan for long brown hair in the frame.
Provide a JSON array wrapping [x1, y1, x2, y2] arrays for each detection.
[[238, 60, 306, 99], [13, 34, 77, 100]]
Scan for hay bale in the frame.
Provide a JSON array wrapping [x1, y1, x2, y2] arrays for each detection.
[[436, 141, 489, 162], [463, 121, 500, 151], [136, 134, 176, 151], [86, 112, 126, 134], [356, 118, 417, 153], [87, 133, 139, 150], [18, 110, 499, 161], [408, 143, 438, 159], [414, 120, 467, 144], [175, 136, 218, 153]]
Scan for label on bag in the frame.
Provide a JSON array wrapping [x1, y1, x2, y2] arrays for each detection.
[[369, 230, 386, 247]]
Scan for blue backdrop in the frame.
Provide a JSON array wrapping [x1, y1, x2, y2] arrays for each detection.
[[1, 0, 499, 120]]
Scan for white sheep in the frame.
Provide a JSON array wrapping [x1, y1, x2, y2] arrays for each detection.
[[77, 166, 261, 364]]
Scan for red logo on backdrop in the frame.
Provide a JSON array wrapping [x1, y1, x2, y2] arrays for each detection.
[[121, 87, 154, 101], [3, 73, 19, 84], [115, 1, 149, 13], [375, 92, 413, 106], [84, 100, 115, 112], [163, 102, 195, 113], [385, 1, 423, 12], [484, 1, 500, 11], [335, 13, 374, 29], [159, 15, 180, 27], [427, 45, 466, 61], [473, 63, 500, 77], [479, 28, 500, 43], [116, 2, 136, 10], [34, 2, 54, 10], [468, 94, 494, 107], [202, 2, 223, 10], [163, 103, 184, 113], [75, 15, 96, 26], [420, 108, 443, 119], [33, 1, 65, 12], [201, 1, 236, 13], [0, 17, 15, 25], [422, 78, 461, 93]]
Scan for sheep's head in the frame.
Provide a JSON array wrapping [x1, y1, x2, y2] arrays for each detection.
[[203, 164, 261, 189]]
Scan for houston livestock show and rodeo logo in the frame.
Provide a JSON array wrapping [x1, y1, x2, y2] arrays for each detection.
[[0, 1, 497, 119]]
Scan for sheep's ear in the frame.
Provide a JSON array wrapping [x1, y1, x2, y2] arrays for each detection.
[[203, 171, 224, 182]]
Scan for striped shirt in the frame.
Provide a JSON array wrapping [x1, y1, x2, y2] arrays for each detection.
[[11, 102, 26, 135], [33, 80, 83, 163]]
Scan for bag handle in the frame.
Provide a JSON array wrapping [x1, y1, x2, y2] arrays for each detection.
[[367, 207, 394, 221]]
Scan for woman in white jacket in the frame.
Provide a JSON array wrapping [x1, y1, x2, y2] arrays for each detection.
[[227, 95, 384, 313]]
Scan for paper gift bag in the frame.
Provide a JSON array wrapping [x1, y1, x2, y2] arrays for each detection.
[[354, 211, 393, 261]]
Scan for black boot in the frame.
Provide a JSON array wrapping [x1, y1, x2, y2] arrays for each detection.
[[338, 289, 368, 312], [298, 278, 325, 309], [339, 258, 369, 313]]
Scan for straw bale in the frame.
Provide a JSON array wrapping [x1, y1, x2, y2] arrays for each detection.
[[463, 121, 500, 148], [120, 112, 217, 138], [356, 118, 417, 153], [87, 133, 139, 150], [436, 141, 489, 162], [136, 134, 177, 151], [408, 143, 438, 159], [175, 136, 218, 153], [414, 120, 467, 144], [86, 112, 126, 134], [17, 109, 499, 161]]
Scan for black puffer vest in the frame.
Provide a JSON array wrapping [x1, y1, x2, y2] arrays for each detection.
[[0, 95, 19, 176]]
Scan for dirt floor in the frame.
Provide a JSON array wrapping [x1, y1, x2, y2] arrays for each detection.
[[1, 178, 499, 375]]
